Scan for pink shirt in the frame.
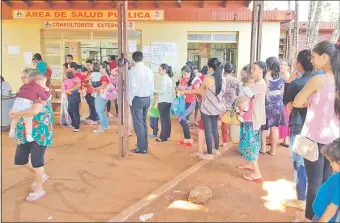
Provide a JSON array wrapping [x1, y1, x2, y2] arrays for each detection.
[[243, 98, 254, 122], [62, 78, 80, 91], [301, 75, 340, 144]]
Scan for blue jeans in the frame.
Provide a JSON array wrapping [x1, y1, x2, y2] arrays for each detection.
[[289, 134, 307, 201], [150, 117, 159, 136], [95, 95, 108, 129]]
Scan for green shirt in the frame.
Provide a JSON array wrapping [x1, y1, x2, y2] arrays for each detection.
[[149, 100, 160, 118], [16, 100, 54, 146]]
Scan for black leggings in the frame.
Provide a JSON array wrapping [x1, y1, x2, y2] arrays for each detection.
[[107, 100, 111, 113], [201, 112, 219, 154]]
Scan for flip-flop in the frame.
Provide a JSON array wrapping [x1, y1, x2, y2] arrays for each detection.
[[31, 174, 49, 190], [280, 143, 289, 148], [259, 150, 267, 155], [266, 151, 276, 156], [190, 152, 203, 158], [237, 166, 254, 171], [199, 154, 214, 160], [242, 175, 263, 183], [26, 190, 46, 202]]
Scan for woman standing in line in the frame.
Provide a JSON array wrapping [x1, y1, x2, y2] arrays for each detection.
[[92, 63, 110, 133], [10, 69, 54, 201], [260, 57, 285, 156], [221, 62, 240, 147], [279, 59, 291, 147], [155, 64, 173, 142], [293, 40, 340, 221], [176, 66, 198, 148], [238, 61, 267, 183], [199, 58, 226, 159]]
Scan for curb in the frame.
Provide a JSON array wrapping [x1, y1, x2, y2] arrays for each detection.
[[107, 144, 235, 222]]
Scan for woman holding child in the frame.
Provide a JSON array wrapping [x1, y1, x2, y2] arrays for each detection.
[[91, 62, 110, 133], [237, 61, 267, 183], [10, 68, 54, 201]]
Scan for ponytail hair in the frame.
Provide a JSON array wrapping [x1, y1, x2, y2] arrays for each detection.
[[208, 58, 223, 95], [160, 63, 173, 78], [313, 39, 340, 119], [266, 57, 281, 80]]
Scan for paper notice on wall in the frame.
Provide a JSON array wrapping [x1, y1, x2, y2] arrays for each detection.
[[151, 42, 177, 72], [142, 46, 151, 55], [143, 54, 151, 62], [24, 52, 33, 65], [128, 41, 137, 53], [7, 46, 20, 55]]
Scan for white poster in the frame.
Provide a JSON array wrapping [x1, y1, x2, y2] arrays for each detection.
[[24, 52, 33, 65], [151, 42, 177, 72], [143, 54, 151, 62], [7, 46, 20, 55], [142, 45, 151, 55], [128, 41, 137, 53]]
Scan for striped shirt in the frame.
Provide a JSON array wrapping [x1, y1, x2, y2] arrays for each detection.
[[201, 78, 226, 116]]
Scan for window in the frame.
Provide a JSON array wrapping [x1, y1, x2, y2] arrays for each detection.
[[187, 32, 237, 43]]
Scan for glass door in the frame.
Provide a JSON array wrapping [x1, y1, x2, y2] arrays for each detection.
[[43, 40, 64, 80]]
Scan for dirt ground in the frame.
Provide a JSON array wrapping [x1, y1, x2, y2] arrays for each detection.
[[2, 102, 299, 222], [126, 145, 299, 222], [1, 112, 201, 222]]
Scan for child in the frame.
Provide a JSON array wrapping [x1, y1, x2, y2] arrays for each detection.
[[236, 72, 255, 122], [312, 139, 340, 222], [63, 71, 81, 132], [149, 93, 160, 138], [9, 73, 50, 141]]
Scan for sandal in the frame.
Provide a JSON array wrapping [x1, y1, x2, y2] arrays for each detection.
[[237, 166, 254, 172], [177, 140, 185, 145], [31, 174, 49, 190], [280, 143, 289, 148], [266, 151, 276, 156], [26, 190, 46, 201], [199, 154, 214, 160], [184, 142, 193, 149], [242, 175, 263, 183], [190, 152, 203, 158], [259, 150, 267, 155]]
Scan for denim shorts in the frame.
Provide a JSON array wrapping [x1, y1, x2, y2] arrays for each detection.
[[15, 142, 47, 168]]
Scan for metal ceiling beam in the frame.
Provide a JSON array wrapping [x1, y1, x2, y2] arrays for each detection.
[[177, 0, 181, 8], [89, 0, 94, 8], [111, 0, 116, 8], [2, 0, 13, 7], [223, 0, 228, 8], [22, 0, 31, 7], [200, 0, 204, 8], [66, 0, 73, 8], [155, 0, 159, 8], [44, 0, 53, 8]]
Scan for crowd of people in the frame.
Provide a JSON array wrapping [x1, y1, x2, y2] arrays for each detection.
[[5, 38, 340, 222]]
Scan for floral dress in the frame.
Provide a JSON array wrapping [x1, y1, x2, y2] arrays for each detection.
[[16, 99, 54, 146], [262, 77, 285, 130]]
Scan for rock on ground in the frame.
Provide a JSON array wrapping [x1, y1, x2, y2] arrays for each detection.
[[188, 185, 212, 204]]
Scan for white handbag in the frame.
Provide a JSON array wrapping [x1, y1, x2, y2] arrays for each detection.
[[292, 135, 319, 162], [292, 92, 329, 162]]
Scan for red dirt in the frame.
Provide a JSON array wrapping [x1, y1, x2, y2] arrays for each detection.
[[126, 145, 299, 222], [1, 115, 200, 222]]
